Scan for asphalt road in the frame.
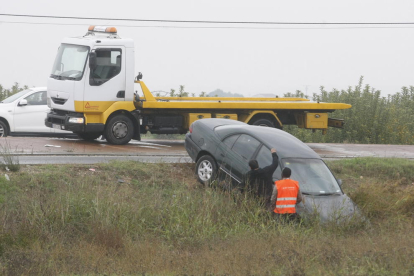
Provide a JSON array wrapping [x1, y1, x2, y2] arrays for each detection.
[[0, 137, 413, 164]]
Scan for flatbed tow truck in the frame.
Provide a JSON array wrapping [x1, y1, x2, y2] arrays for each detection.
[[45, 26, 351, 145]]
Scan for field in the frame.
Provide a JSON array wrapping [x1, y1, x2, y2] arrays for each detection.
[[0, 158, 414, 275]]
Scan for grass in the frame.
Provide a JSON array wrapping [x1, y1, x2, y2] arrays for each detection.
[[141, 133, 186, 140], [0, 139, 20, 172], [0, 158, 413, 275]]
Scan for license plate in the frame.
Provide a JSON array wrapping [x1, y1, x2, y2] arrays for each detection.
[[52, 124, 61, 130]]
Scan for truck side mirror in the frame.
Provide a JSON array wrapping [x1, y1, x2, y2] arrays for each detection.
[[18, 99, 28, 106], [89, 52, 97, 69]]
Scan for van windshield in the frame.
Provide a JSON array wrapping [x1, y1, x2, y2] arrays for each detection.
[[50, 44, 89, 81], [281, 158, 341, 195]]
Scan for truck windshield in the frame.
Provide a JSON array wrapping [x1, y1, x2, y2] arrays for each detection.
[[281, 158, 342, 196], [50, 44, 89, 81]]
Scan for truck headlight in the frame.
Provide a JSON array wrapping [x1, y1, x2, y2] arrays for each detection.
[[47, 98, 51, 108], [68, 117, 84, 124]]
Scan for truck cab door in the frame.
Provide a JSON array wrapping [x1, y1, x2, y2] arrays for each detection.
[[82, 47, 126, 112]]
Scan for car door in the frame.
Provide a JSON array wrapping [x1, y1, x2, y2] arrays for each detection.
[[216, 134, 240, 181], [13, 91, 52, 133], [221, 134, 261, 184], [253, 144, 282, 182]]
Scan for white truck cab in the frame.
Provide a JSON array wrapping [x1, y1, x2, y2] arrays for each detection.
[[46, 26, 138, 141]]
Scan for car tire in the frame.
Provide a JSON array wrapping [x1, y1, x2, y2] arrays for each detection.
[[251, 118, 275, 127], [195, 155, 218, 186], [104, 114, 134, 145], [0, 121, 9, 137], [77, 132, 101, 141]]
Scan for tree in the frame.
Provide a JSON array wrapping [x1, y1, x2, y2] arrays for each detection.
[[0, 82, 27, 101], [177, 85, 189, 97]]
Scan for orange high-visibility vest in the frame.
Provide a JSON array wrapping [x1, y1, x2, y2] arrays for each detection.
[[274, 179, 299, 214]]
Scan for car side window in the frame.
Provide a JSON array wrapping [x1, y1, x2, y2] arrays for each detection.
[[24, 91, 47, 105], [223, 134, 240, 148], [89, 48, 122, 86], [231, 134, 260, 160], [256, 145, 282, 181]]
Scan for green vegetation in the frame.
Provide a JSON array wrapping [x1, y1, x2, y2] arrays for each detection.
[[0, 140, 20, 172], [0, 158, 413, 275], [0, 83, 28, 101], [163, 86, 243, 98], [141, 133, 186, 140], [207, 89, 244, 98], [284, 77, 414, 145], [3, 80, 413, 144]]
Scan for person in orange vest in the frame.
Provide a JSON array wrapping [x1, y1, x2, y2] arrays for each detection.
[[270, 167, 303, 222]]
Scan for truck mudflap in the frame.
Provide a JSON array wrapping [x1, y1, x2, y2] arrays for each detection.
[[328, 118, 345, 128]]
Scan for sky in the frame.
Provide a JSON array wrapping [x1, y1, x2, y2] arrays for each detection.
[[1, 0, 413, 97]]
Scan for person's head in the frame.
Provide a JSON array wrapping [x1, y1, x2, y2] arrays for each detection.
[[282, 167, 291, 178], [248, 159, 259, 170]]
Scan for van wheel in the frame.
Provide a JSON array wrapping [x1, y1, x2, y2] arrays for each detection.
[[196, 155, 218, 186], [104, 114, 134, 145], [77, 132, 101, 141], [0, 121, 9, 137], [251, 118, 275, 127]]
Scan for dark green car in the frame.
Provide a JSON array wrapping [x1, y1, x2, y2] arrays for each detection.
[[185, 118, 362, 222]]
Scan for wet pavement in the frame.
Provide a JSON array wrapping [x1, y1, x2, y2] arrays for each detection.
[[0, 137, 187, 156], [0, 137, 413, 164]]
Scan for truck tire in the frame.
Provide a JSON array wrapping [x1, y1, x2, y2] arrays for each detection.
[[0, 121, 9, 137], [195, 155, 218, 187], [77, 132, 101, 141], [104, 114, 134, 145], [251, 118, 275, 127]]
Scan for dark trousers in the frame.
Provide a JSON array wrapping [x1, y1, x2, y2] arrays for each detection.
[[273, 212, 300, 223]]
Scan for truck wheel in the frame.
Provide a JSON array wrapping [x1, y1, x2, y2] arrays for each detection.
[[251, 118, 275, 127], [104, 114, 134, 145], [77, 132, 101, 141], [195, 155, 218, 186], [0, 121, 9, 137]]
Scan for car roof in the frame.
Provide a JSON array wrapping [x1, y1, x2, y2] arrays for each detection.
[[199, 118, 320, 159], [30, 87, 47, 92]]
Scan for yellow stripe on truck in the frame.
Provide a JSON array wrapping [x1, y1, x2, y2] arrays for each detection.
[[74, 101, 136, 124], [74, 101, 117, 113]]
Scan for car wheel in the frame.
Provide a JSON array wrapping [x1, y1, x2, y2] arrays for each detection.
[[251, 118, 275, 127], [77, 132, 102, 141], [195, 155, 218, 186], [0, 121, 9, 137], [104, 114, 134, 145]]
